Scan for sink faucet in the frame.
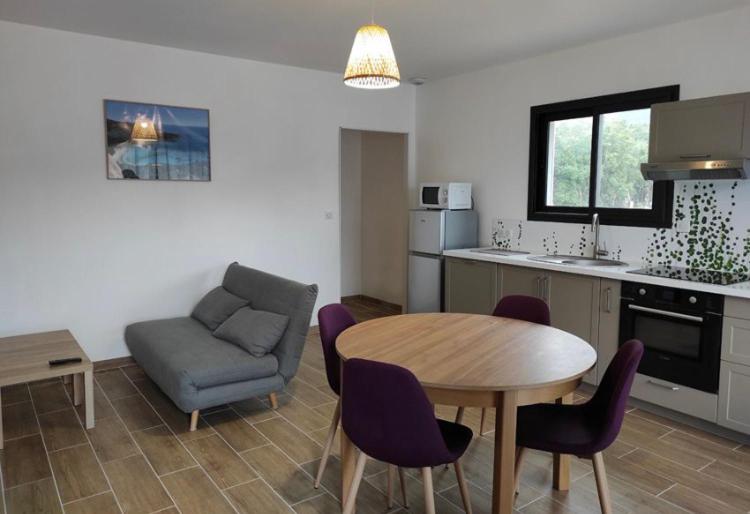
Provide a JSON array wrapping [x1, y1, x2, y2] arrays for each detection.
[[591, 213, 608, 260]]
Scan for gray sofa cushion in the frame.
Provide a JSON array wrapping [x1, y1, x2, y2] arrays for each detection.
[[222, 263, 318, 382], [125, 317, 279, 392], [213, 307, 289, 357], [191, 286, 248, 330]]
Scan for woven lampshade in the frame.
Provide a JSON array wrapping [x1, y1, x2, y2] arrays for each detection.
[[130, 116, 158, 142], [344, 24, 400, 89]]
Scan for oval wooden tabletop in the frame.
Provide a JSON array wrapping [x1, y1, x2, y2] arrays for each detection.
[[336, 313, 597, 391]]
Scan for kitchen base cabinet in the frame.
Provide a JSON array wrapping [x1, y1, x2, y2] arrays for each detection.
[[498, 265, 546, 300], [718, 362, 750, 434], [597, 279, 621, 377], [631, 374, 718, 423], [445, 257, 497, 315]]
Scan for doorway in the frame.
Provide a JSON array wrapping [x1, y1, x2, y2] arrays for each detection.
[[339, 128, 408, 315]]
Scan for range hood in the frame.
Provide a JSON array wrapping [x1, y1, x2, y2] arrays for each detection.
[[641, 159, 749, 181], [642, 92, 750, 181]]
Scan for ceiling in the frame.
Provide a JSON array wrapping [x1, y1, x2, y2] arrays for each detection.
[[2, 0, 748, 81]]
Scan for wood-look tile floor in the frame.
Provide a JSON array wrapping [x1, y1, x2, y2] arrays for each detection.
[[1, 297, 749, 513]]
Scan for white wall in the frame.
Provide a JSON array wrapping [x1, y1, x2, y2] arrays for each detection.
[[416, 5, 750, 261], [0, 20, 416, 361], [340, 129, 362, 296]]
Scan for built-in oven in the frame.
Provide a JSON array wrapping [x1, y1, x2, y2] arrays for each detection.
[[619, 281, 723, 393]]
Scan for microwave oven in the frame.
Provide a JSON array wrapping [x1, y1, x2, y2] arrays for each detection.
[[419, 183, 472, 210]]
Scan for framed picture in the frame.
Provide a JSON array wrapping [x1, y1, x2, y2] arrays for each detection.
[[104, 100, 211, 181]]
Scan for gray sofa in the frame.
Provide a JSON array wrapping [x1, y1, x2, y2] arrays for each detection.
[[125, 262, 318, 429]]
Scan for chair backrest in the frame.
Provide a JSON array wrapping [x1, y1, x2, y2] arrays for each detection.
[[222, 262, 319, 383], [492, 295, 551, 326], [342, 358, 453, 468], [586, 339, 644, 448], [317, 304, 357, 395]]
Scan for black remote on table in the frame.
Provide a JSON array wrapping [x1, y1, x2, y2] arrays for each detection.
[[49, 357, 83, 366]]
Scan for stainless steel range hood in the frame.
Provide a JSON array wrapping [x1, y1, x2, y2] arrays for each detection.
[[641, 159, 749, 181], [642, 92, 750, 181]]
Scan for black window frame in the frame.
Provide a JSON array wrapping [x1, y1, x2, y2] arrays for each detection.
[[527, 85, 680, 228]]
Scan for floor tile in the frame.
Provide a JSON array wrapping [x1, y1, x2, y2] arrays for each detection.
[[131, 379, 213, 441], [131, 425, 195, 476], [30, 382, 72, 415], [275, 395, 330, 433], [104, 454, 173, 514], [184, 434, 257, 489], [38, 408, 88, 452], [95, 369, 138, 401], [660, 483, 745, 513], [160, 466, 235, 514], [254, 417, 323, 464], [240, 444, 318, 504], [202, 408, 268, 452], [700, 459, 750, 491], [87, 415, 139, 462], [1, 434, 52, 488], [225, 479, 293, 514], [63, 492, 121, 514], [284, 380, 336, 408], [48, 444, 109, 503], [74, 381, 115, 422], [5, 477, 62, 514], [231, 397, 278, 424], [2, 401, 39, 441], [292, 493, 343, 514], [111, 395, 161, 432], [1, 384, 31, 405]]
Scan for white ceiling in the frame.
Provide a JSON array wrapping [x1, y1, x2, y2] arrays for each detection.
[[2, 0, 748, 81]]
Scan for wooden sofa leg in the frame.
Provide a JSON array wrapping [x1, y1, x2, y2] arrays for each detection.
[[190, 410, 199, 432], [269, 392, 279, 409]]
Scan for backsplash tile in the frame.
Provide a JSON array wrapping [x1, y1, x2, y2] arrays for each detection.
[[490, 180, 750, 270]]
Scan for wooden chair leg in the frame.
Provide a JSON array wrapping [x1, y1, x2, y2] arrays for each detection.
[[455, 406, 465, 424], [479, 408, 487, 435], [514, 446, 526, 496], [453, 460, 473, 514], [268, 392, 279, 409], [386, 465, 395, 508], [314, 399, 341, 488], [592, 452, 613, 514], [189, 410, 199, 432], [342, 451, 368, 514], [398, 466, 409, 507], [422, 467, 436, 514]]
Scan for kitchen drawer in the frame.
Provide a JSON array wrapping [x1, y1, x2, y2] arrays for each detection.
[[630, 373, 718, 423], [718, 361, 750, 435], [725, 297, 750, 320], [722, 317, 750, 366]]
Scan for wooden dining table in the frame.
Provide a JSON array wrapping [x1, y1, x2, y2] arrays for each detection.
[[336, 312, 597, 514]]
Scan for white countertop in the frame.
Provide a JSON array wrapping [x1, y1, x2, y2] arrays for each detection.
[[443, 248, 750, 300]]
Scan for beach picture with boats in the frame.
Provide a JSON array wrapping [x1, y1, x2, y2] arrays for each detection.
[[104, 100, 210, 181]]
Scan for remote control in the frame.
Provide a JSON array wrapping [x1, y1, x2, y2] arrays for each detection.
[[49, 357, 83, 366]]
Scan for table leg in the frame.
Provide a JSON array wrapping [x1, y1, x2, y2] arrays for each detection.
[[340, 365, 356, 513], [73, 373, 83, 406], [553, 393, 573, 491], [491, 390, 517, 514], [84, 369, 95, 429]]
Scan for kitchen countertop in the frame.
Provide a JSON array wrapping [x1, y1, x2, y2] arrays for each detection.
[[444, 248, 750, 300]]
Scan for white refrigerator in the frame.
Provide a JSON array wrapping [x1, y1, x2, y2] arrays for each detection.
[[407, 209, 478, 313]]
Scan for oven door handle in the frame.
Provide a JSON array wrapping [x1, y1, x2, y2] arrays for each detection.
[[627, 304, 704, 323]]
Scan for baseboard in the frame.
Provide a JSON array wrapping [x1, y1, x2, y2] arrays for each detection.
[[342, 294, 403, 313], [94, 356, 135, 371]]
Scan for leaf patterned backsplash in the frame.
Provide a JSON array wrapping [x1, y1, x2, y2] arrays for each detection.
[[490, 180, 750, 271]]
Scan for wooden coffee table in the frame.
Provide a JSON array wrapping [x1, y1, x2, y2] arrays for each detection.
[[0, 330, 94, 447]]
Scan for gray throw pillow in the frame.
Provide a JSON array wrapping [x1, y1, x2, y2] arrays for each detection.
[[213, 307, 290, 357], [191, 286, 248, 331]]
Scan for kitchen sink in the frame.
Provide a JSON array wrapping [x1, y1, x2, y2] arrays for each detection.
[[528, 255, 628, 267]]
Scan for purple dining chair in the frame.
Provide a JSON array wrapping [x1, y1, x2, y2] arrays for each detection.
[[514, 340, 644, 513], [341, 358, 474, 514], [314, 304, 408, 507], [456, 295, 551, 435]]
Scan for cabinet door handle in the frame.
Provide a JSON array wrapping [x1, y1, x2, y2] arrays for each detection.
[[679, 153, 711, 159], [647, 379, 680, 391]]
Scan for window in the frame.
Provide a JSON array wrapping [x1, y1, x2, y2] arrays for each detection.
[[528, 86, 679, 227]]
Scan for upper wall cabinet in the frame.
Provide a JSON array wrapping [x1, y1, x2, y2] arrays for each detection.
[[649, 92, 750, 162]]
